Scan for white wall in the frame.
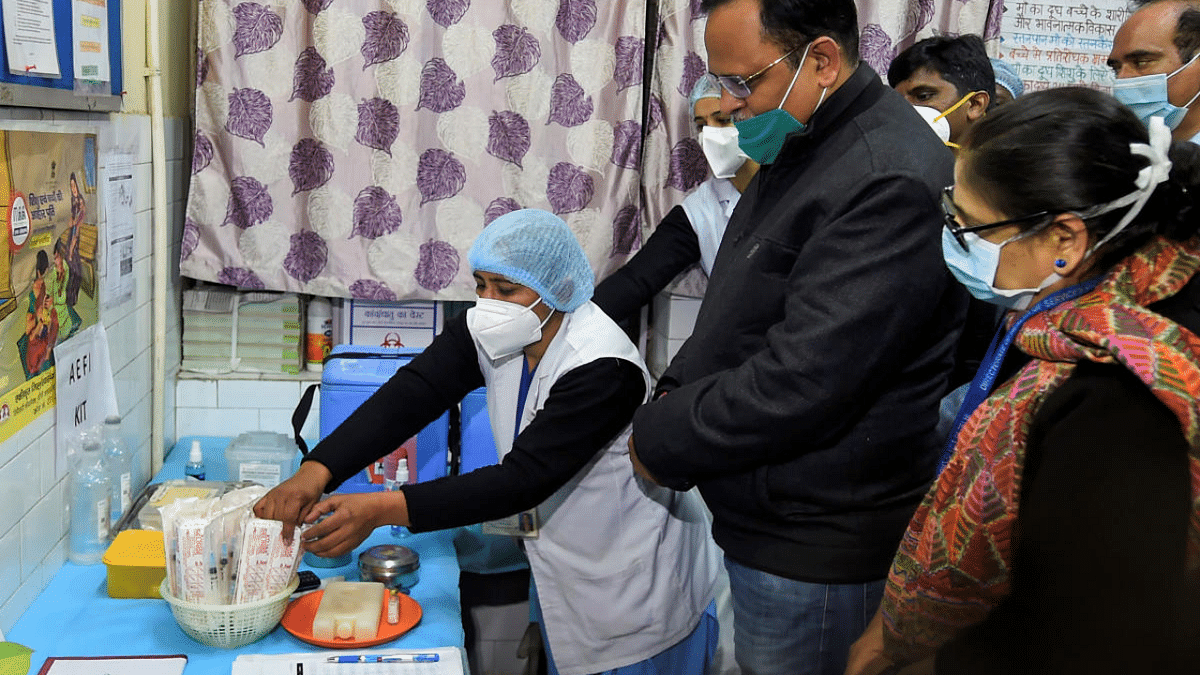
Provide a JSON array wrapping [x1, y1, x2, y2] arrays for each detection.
[[0, 110, 188, 634], [175, 378, 321, 443]]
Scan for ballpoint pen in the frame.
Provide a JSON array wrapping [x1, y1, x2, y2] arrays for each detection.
[[326, 654, 440, 663]]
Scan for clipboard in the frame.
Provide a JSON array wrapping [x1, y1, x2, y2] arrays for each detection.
[[37, 654, 187, 675]]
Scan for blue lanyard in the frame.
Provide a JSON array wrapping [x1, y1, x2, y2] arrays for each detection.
[[937, 278, 1102, 473], [515, 357, 537, 441]]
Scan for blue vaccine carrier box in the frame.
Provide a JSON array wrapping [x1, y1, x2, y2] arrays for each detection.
[[320, 344, 450, 491]]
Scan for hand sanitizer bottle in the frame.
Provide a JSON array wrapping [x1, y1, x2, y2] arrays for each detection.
[[69, 436, 111, 565], [102, 415, 133, 527], [185, 440, 206, 480]]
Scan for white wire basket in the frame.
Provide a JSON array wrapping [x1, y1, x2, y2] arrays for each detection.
[[160, 575, 299, 648]]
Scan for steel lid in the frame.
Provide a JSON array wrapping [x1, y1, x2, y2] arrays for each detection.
[[359, 544, 420, 574]]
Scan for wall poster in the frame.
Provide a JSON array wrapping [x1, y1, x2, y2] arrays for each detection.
[[0, 129, 98, 443]]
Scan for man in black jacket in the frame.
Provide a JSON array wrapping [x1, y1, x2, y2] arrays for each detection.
[[627, 1, 966, 674]]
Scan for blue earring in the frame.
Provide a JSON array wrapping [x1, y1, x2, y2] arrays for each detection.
[[1055, 259, 1067, 269]]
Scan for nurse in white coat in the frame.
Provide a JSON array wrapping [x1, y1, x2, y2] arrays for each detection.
[[255, 209, 720, 675]]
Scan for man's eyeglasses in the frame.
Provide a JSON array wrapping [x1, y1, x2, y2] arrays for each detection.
[[709, 48, 799, 99], [941, 187, 1053, 251]]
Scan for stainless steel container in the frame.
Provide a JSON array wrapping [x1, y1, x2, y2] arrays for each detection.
[[358, 544, 420, 593]]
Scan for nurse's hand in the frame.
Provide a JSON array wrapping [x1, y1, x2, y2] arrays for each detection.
[[628, 435, 663, 486], [300, 491, 410, 558], [252, 460, 332, 542]]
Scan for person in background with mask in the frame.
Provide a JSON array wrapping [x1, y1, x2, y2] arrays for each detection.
[[888, 35, 995, 148], [847, 88, 1200, 675], [592, 74, 758, 321], [989, 58, 1024, 106], [625, 1, 965, 674], [254, 209, 720, 675], [1109, 0, 1200, 143]]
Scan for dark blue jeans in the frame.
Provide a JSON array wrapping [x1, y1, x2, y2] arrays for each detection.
[[724, 555, 884, 675]]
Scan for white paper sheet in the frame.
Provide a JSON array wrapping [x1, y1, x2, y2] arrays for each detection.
[[2, 0, 61, 77], [70, 0, 109, 82], [232, 647, 466, 675], [102, 152, 134, 308]]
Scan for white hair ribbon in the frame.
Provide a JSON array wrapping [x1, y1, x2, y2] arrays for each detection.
[[1085, 116, 1174, 254]]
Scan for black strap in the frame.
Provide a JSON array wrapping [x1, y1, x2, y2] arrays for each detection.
[[293, 383, 319, 456]]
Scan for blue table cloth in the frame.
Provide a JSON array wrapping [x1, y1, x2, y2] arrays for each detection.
[[8, 436, 464, 674]]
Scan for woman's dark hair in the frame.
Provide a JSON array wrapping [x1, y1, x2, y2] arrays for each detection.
[[959, 86, 1200, 272], [36, 249, 49, 275]]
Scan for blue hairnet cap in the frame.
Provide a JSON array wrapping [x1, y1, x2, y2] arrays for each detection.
[[689, 73, 721, 111], [991, 58, 1024, 98], [469, 209, 594, 312]]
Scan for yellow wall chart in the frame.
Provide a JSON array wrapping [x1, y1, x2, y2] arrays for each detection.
[[0, 129, 99, 443]]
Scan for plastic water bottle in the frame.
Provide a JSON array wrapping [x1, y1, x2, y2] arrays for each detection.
[[102, 415, 133, 527], [69, 437, 112, 565], [185, 439, 206, 480]]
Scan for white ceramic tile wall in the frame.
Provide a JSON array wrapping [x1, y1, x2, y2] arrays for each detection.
[[0, 111, 188, 634], [175, 378, 322, 446]]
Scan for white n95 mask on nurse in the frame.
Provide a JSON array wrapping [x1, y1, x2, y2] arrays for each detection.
[[698, 125, 750, 178], [466, 297, 553, 360]]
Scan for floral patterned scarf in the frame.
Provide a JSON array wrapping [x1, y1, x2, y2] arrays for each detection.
[[881, 235, 1200, 663]]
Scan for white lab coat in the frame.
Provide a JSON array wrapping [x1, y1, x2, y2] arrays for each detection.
[[681, 176, 741, 276], [477, 301, 719, 675]]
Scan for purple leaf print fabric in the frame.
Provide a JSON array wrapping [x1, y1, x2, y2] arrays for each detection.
[[302, 0, 332, 14], [610, 120, 641, 169], [196, 47, 208, 88], [417, 149, 467, 205], [289, 138, 335, 194], [547, 162, 593, 214], [181, 218, 201, 260], [859, 25, 895, 76], [362, 12, 409, 69], [667, 138, 707, 192], [690, 0, 704, 20], [678, 51, 706, 98], [226, 88, 273, 146], [356, 98, 400, 154], [548, 74, 593, 127], [414, 240, 460, 291], [612, 204, 641, 256], [222, 176, 274, 229], [232, 3, 284, 59], [427, 0, 470, 28], [291, 47, 335, 102], [193, 131, 214, 175], [614, 36, 644, 91], [350, 279, 397, 300], [218, 267, 266, 289], [283, 230, 328, 282], [905, 0, 936, 32], [487, 111, 531, 167], [417, 58, 466, 113], [352, 186, 404, 239], [491, 25, 541, 81], [484, 198, 521, 225], [647, 95, 664, 132], [556, 0, 596, 44]]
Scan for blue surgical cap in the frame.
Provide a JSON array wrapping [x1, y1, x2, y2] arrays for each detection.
[[469, 209, 594, 312], [689, 73, 721, 112], [990, 58, 1024, 98]]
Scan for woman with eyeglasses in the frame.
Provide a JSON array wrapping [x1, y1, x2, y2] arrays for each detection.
[[846, 87, 1200, 674]]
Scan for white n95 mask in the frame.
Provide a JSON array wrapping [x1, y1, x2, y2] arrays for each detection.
[[913, 105, 952, 144], [698, 125, 751, 178], [466, 297, 553, 360]]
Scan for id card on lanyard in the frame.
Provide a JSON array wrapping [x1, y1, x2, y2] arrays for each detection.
[[483, 356, 540, 539]]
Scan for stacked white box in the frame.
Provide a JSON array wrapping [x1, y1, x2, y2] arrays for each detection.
[[182, 288, 303, 375], [647, 292, 702, 379]]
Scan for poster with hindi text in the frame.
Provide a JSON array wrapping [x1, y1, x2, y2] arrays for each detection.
[[999, 0, 1131, 93], [0, 129, 99, 444]]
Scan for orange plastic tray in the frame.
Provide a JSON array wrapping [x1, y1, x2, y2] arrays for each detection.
[[280, 589, 422, 648]]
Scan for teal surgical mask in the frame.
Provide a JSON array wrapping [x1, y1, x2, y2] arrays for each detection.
[[1111, 51, 1200, 131], [734, 43, 827, 164]]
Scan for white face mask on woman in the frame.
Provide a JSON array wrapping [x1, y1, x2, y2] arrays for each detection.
[[466, 296, 554, 360], [698, 125, 751, 178]]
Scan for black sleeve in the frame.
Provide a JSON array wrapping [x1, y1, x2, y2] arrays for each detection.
[[400, 358, 646, 532], [304, 313, 484, 489], [935, 363, 1200, 675], [592, 205, 701, 323]]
